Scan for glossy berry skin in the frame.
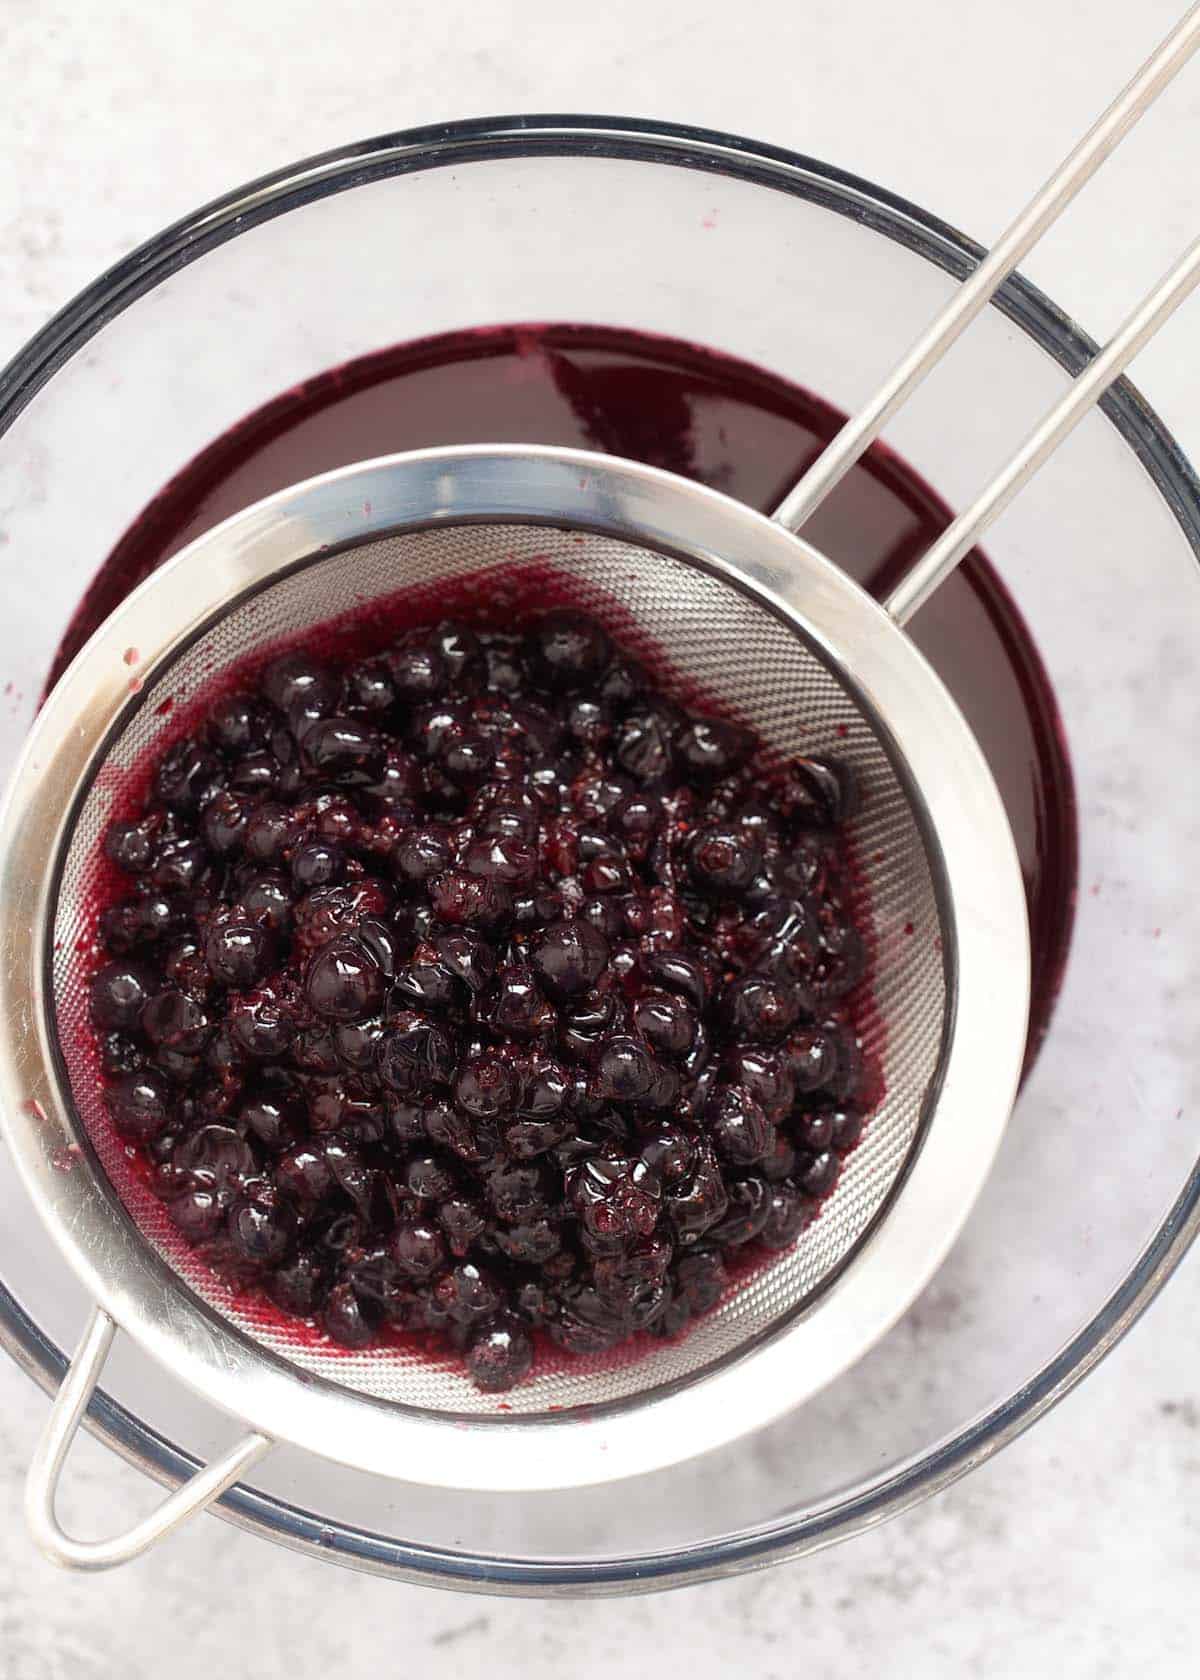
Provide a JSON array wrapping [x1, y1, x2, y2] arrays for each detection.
[[675, 719, 751, 781], [707, 1085, 772, 1165], [631, 991, 696, 1059], [391, 1217, 447, 1281], [466, 1319, 533, 1391], [303, 717, 387, 784], [720, 973, 802, 1043], [262, 652, 340, 721], [530, 919, 609, 998], [228, 1198, 291, 1265], [305, 936, 384, 1022], [91, 610, 868, 1393], [687, 826, 761, 895], [89, 961, 155, 1031], [323, 1281, 376, 1348], [104, 819, 157, 874], [205, 918, 274, 989], [105, 1069, 173, 1141], [527, 611, 611, 690], [141, 988, 212, 1054]]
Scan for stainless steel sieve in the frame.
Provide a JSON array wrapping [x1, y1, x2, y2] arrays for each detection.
[[3, 3, 1200, 1571]]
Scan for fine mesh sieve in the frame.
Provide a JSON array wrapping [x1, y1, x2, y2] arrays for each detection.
[[7, 5, 1200, 1569], [0, 444, 1028, 1534], [52, 522, 945, 1416]]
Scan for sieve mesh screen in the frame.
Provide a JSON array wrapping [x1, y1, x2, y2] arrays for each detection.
[[51, 522, 946, 1417]]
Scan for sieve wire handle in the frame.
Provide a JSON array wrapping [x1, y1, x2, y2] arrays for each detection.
[[884, 230, 1200, 623], [771, 2, 1200, 536], [26, 1307, 274, 1571]]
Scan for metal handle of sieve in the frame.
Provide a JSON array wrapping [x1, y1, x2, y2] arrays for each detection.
[[771, 1, 1200, 612], [26, 1307, 274, 1571], [881, 230, 1200, 622]]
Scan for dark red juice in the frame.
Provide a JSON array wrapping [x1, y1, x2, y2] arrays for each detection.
[[54, 323, 1075, 1066]]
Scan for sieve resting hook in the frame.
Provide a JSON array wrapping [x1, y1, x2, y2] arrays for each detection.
[[26, 1307, 273, 1570]]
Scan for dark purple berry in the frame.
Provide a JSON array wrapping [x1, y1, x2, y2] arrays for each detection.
[[527, 611, 610, 691], [642, 948, 712, 1012], [346, 660, 396, 715], [675, 718, 752, 780], [267, 1251, 327, 1315], [432, 623, 483, 685], [783, 755, 859, 827], [141, 988, 212, 1053], [720, 973, 802, 1042], [493, 1218, 563, 1265], [724, 1045, 795, 1122], [707, 1086, 772, 1165], [666, 1144, 729, 1242], [89, 960, 155, 1031], [454, 1057, 517, 1120], [208, 692, 270, 755], [202, 790, 253, 858], [228, 1198, 291, 1265], [761, 1183, 813, 1249], [480, 967, 556, 1039], [205, 917, 274, 989], [104, 820, 156, 874], [305, 935, 384, 1022], [463, 833, 537, 886], [797, 1150, 840, 1197], [105, 1069, 172, 1141], [154, 739, 223, 812], [438, 1192, 488, 1256], [431, 929, 495, 995], [428, 869, 512, 930], [466, 1320, 533, 1391], [674, 1247, 728, 1312], [431, 1259, 504, 1326], [488, 1159, 553, 1224], [241, 1093, 303, 1150], [376, 1011, 458, 1090], [391, 1217, 447, 1281], [638, 1122, 695, 1185], [323, 1281, 376, 1348], [391, 945, 459, 1012], [687, 825, 761, 895], [388, 640, 446, 700], [568, 1153, 660, 1251], [262, 652, 340, 722], [631, 991, 697, 1058], [593, 1035, 678, 1109], [303, 716, 386, 785], [708, 1174, 773, 1246], [169, 1188, 224, 1243], [276, 1145, 335, 1205], [291, 840, 345, 891], [228, 990, 295, 1059], [794, 1109, 834, 1152], [530, 919, 609, 999], [614, 702, 677, 783], [830, 1106, 864, 1153], [99, 902, 144, 955], [244, 803, 293, 865]]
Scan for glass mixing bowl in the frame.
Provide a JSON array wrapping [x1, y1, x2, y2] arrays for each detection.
[[1, 116, 1197, 1592]]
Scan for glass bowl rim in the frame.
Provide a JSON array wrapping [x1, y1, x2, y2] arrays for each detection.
[[1, 111, 1197, 1594]]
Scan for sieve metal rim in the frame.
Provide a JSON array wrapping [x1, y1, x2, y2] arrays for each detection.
[[0, 446, 1029, 1491]]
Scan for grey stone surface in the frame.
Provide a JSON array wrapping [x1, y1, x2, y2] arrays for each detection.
[[1, 0, 1198, 1670]]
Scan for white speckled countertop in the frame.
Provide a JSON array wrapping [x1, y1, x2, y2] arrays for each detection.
[[3, 0, 1200, 1670]]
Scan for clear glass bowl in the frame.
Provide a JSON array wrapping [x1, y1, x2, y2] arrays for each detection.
[[1, 116, 1198, 1592]]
